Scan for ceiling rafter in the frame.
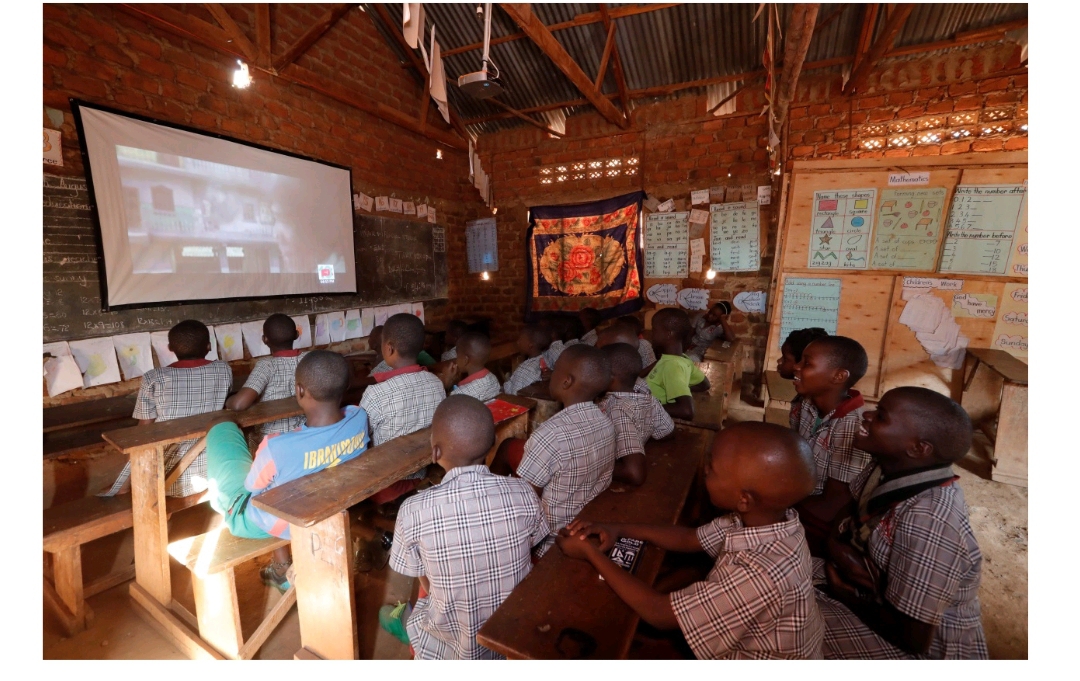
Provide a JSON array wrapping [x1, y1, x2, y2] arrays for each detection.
[[843, 3, 916, 94], [272, 3, 355, 73], [203, 4, 258, 63], [774, 4, 820, 128], [255, 4, 271, 68], [597, 4, 630, 118]]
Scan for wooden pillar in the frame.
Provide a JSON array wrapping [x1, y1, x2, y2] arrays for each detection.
[[291, 511, 358, 660], [130, 445, 172, 605]]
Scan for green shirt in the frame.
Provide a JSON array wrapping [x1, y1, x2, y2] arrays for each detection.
[[647, 354, 706, 405], [418, 350, 437, 367]]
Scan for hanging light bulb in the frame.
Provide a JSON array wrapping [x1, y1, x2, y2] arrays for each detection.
[[436, 149, 443, 160], [492, 206, 498, 215], [705, 269, 717, 281], [481, 271, 490, 281], [232, 61, 252, 89]]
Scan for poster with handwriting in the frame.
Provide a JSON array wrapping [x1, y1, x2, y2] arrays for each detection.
[[709, 202, 761, 272], [467, 217, 499, 273], [870, 187, 948, 271], [1006, 189, 1028, 277], [808, 189, 876, 270], [992, 283, 1028, 358], [778, 278, 841, 350], [645, 212, 689, 278], [939, 185, 1026, 275]]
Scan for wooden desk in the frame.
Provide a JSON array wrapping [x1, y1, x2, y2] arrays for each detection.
[[101, 397, 305, 657], [954, 349, 1028, 487], [672, 359, 732, 432], [476, 427, 711, 659], [763, 370, 798, 426], [486, 342, 520, 385], [518, 380, 561, 429], [252, 395, 536, 660]]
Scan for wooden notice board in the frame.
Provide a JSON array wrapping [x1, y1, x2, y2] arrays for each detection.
[[766, 153, 1027, 399]]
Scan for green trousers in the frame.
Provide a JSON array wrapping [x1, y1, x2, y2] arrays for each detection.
[[206, 422, 272, 539]]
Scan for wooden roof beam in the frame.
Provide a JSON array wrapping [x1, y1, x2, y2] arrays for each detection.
[[203, 4, 257, 63], [852, 4, 880, 74], [272, 3, 355, 73], [774, 4, 820, 127], [594, 22, 617, 90], [487, 99, 564, 137], [442, 3, 681, 57], [255, 4, 271, 69], [843, 3, 915, 94], [498, 3, 628, 129], [597, 4, 631, 118]]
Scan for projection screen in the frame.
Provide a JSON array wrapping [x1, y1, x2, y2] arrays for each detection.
[[74, 103, 356, 307]]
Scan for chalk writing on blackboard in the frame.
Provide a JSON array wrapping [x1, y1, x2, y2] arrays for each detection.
[[808, 189, 876, 270], [645, 212, 689, 278], [938, 185, 1026, 275], [778, 278, 841, 350]]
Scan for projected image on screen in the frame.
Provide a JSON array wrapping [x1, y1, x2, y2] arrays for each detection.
[[116, 147, 346, 278], [75, 104, 356, 307]]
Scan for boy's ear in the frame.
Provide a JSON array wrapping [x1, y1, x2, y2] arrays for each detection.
[[909, 439, 935, 461], [261, 334, 269, 345], [295, 383, 305, 400], [431, 443, 443, 465], [735, 489, 753, 514], [832, 367, 851, 386]]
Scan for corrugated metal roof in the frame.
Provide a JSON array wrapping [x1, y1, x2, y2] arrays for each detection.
[[362, 3, 1028, 137]]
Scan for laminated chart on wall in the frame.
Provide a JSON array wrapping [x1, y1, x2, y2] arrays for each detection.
[[644, 212, 689, 278], [870, 187, 948, 270], [939, 185, 1026, 275], [778, 278, 841, 350], [1006, 190, 1028, 277], [709, 201, 761, 272], [808, 189, 876, 270], [466, 217, 498, 273], [992, 283, 1028, 358]]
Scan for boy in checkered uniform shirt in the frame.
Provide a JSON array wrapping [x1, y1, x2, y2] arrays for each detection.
[[598, 343, 675, 486], [597, 321, 653, 395], [439, 319, 467, 362], [616, 315, 658, 371], [814, 387, 987, 659], [789, 335, 873, 556], [442, 331, 501, 403], [387, 395, 549, 659], [225, 314, 306, 448], [501, 324, 552, 395], [492, 344, 617, 557], [558, 422, 824, 660], [101, 320, 232, 498], [686, 302, 736, 362], [360, 313, 445, 503]]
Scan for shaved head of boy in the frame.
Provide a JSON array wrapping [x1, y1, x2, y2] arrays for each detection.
[[263, 313, 300, 351], [549, 344, 611, 405], [795, 336, 868, 394], [517, 323, 552, 357], [430, 394, 496, 469], [169, 319, 212, 359], [855, 387, 973, 472], [295, 350, 350, 403], [383, 313, 426, 364], [456, 331, 491, 366], [597, 320, 641, 348], [602, 343, 642, 392], [651, 307, 693, 352]]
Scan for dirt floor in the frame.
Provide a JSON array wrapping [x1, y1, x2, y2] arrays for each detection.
[[44, 384, 1028, 660]]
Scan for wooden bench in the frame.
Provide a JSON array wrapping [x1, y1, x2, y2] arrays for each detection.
[[672, 358, 732, 432], [100, 397, 305, 658], [476, 426, 711, 659], [517, 380, 561, 429], [167, 528, 293, 659], [953, 348, 1028, 487], [252, 394, 536, 660], [43, 395, 138, 460], [763, 370, 798, 426]]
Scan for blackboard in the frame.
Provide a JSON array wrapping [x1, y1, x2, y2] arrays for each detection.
[[43, 174, 448, 343]]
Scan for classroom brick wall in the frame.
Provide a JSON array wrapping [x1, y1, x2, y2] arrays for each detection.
[[464, 41, 1029, 377], [43, 4, 491, 404]]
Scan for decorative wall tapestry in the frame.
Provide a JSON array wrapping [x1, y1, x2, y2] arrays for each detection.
[[525, 191, 645, 320]]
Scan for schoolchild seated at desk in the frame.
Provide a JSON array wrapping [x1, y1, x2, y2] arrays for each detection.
[[541, 314, 585, 372], [616, 314, 657, 371], [558, 422, 824, 659], [101, 319, 232, 498], [502, 324, 552, 396], [440, 331, 500, 403], [776, 327, 829, 380], [686, 302, 736, 363], [491, 344, 617, 556], [598, 343, 675, 486], [225, 313, 307, 449], [597, 321, 652, 395], [646, 308, 710, 422], [439, 319, 468, 362], [370, 324, 437, 375], [384, 395, 549, 659]]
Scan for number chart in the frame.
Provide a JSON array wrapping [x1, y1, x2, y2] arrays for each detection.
[[808, 189, 877, 270], [644, 212, 689, 278], [709, 201, 761, 272], [778, 277, 841, 351], [938, 184, 1026, 275]]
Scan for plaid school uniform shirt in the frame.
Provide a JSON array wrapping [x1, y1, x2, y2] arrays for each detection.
[[670, 510, 825, 660], [687, 317, 724, 362], [516, 401, 616, 556], [360, 364, 445, 448], [542, 339, 580, 369], [389, 465, 550, 659], [579, 328, 599, 346], [637, 338, 657, 368], [103, 359, 233, 497], [599, 391, 675, 451], [791, 391, 872, 495], [451, 368, 500, 403], [441, 347, 457, 362], [634, 376, 651, 395], [816, 466, 988, 660], [243, 350, 307, 447], [502, 354, 545, 395]]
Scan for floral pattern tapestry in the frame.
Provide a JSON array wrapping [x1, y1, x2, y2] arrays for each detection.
[[525, 191, 645, 320]]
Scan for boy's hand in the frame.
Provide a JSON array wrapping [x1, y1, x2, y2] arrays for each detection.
[[555, 528, 602, 561], [565, 519, 618, 552], [824, 561, 864, 608], [540, 367, 553, 381]]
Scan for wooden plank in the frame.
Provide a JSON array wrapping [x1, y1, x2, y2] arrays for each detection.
[[51, 545, 86, 633], [851, 3, 880, 75], [791, 152, 1028, 172], [255, 3, 271, 68], [843, 4, 916, 94], [164, 436, 207, 490], [488, 98, 565, 137], [253, 428, 432, 527], [130, 582, 225, 660], [43, 395, 137, 433], [499, 3, 628, 128], [43, 575, 84, 636], [593, 21, 617, 89], [272, 3, 354, 72], [103, 397, 303, 453], [192, 567, 244, 658], [292, 512, 358, 659], [774, 4, 820, 126], [239, 586, 297, 659], [84, 563, 136, 597], [765, 370, 798, 403], [673, 359, 732, 431], [130, 445, 171, 605], [44, 420, 137, 459], [43, 495, 134, 551], [991, 381, 1026, 487], [596, 4, 630, 116], [167, 527, 289, 576], [968, 348, 1027, 385], [477, 427, 709, 659], [294, 646, 323, 660], [203, 3, 258, 63]]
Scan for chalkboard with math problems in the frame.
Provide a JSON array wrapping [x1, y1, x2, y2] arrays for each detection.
[[42, 174, 448, 343]]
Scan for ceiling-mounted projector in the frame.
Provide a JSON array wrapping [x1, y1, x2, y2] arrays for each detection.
[[459, 2, 504, 99]]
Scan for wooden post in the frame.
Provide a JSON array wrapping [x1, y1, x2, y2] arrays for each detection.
[[51, 545, 85, 632], [129, 445, 171, 605], [291, 511, 358, 660], [192, 568, 244, 658], [992, 381, 1027, 487]]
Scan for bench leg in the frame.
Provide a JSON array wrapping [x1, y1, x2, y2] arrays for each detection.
[[192, 567, 244, 659], [991, 382, 1028, 487], [130, 445, 172, 606], [291, 511, 358, 660], [238, 585, 297, 660], [44, 546, 88, 636]]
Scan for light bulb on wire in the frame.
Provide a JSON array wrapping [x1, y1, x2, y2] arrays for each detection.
[[232, 61, 252, 89], [481, 271, 490, 281]]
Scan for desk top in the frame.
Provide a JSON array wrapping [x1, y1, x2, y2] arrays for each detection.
[[673, 359, 731, 431], [253, 394, 536, 528], [518, 380, 556, 402], [703, 339, 742, 364], [968, 348, 1027, 385], [764, 370, 799, 403], [43, 394, 137, 433], [102, 397, 304, 453], [477, 427, 710, 659]]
